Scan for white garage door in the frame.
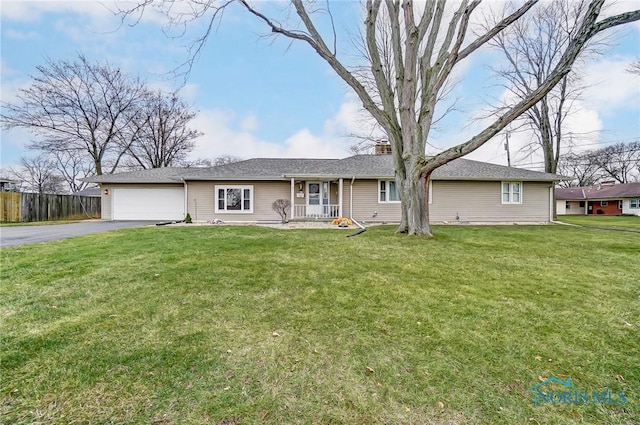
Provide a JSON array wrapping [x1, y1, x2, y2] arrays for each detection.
[[113, 187, 185, 220]]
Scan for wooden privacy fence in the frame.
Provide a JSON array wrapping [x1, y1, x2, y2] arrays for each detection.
[[0, 192, 101, 222]]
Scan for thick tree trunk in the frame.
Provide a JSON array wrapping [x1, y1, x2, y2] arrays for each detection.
[[398, 160, 433, 236], [408, 172, 432, 236]]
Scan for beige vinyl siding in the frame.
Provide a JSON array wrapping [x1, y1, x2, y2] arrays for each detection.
[[347, 180, 401, 221], [294, 181, 306, 207], [186, 181, 290, 222], [347, 180, 552, 223], [430, 181, 551, 222], [101, 184, 112, 220], [100, 183, 184, 220]]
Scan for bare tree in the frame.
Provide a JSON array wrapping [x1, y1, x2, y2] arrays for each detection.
[[557, 151, 602, 187], [488, 0, 597, 174], [122, 90, 201, 169], [0, 54, 147, 176], [592, 141, 640, 183], [272, 199, 291, 223], [52, 150, 94, 193], [118, 0, 640, 236], [182, 155, 243, 167], [9, 154, 66, 194]]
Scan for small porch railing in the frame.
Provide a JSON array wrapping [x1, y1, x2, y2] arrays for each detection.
[[293, 204, 340, 219]]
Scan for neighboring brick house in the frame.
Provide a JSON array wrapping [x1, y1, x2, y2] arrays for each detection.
[[555, 182, 640, 216]]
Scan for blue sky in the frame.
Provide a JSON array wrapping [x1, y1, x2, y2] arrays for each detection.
[[1, 0, 639, 172]]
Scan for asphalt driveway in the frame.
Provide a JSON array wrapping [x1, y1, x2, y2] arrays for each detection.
[[0, 221, 154, 247]]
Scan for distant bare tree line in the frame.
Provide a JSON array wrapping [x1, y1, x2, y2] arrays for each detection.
[[0, 54, 203, 193], [558, 141, 640, 187]]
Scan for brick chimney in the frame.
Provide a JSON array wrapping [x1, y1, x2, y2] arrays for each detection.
[[597, 180, 616, 190], [374, 140, 392, 155]]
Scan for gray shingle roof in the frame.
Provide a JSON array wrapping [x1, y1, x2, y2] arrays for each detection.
[[556, 183, 640, 200], [84, 167, 191, 183], [84, 155, 563, 183]]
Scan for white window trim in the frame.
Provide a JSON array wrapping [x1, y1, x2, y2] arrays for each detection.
[[215, 185, 254, 213], [378, 180, 401, 203], [501, 181, 523, 205]]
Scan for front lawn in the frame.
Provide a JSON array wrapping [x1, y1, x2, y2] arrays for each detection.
[[557, 214, 640, 230], [1, 225, 638, 424]]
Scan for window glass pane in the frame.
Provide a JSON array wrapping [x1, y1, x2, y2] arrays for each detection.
[[226, 188, 241, 210], [389, 181, 399, 201], [218, 188, 225, 210], [502, 183, 510, 202], [309, 183, 320, 205]]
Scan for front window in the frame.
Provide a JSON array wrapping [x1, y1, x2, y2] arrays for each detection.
[[631, 199, 640, 209], [215, 185, 253, 213], [502, 182, 522, 204], [379, 180, 400, 203]]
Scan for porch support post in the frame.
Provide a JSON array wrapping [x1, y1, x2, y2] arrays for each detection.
[[338, 178, 343, 218], [290, 178, 295, 219]]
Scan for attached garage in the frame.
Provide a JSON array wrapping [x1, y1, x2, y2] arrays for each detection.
[[112, 186, 185, 221]]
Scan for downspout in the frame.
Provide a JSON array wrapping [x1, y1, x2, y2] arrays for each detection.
[[338, 178, 343, 218], [346, 217, 366, 237], [347, 176, 367, 237], [549, 185, 553, 223], [290, 177, 295, 220], [349, 176, 355, 218], [182, 178, 188, 220]]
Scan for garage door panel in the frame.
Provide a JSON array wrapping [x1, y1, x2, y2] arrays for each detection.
[[113, 187, 184, 220]]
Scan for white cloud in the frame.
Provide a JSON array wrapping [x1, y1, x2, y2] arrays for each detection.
[[1, 0, 114, 23], [4, 29, 40, 40], [240, 114, 258, 132], [188, 96, 361, 161], [583, 56, 640, 112]]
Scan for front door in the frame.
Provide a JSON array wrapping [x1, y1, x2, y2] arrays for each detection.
[[307, 182, 329, 217]]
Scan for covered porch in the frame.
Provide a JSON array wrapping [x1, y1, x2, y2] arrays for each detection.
[[288, 178, 344, 219]]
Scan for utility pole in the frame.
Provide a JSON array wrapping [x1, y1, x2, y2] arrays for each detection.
[[504, 131, 511, 167]]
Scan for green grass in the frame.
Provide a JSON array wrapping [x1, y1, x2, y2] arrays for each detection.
[[557, 215, 640, 230], [1, 225, 639, 424]]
